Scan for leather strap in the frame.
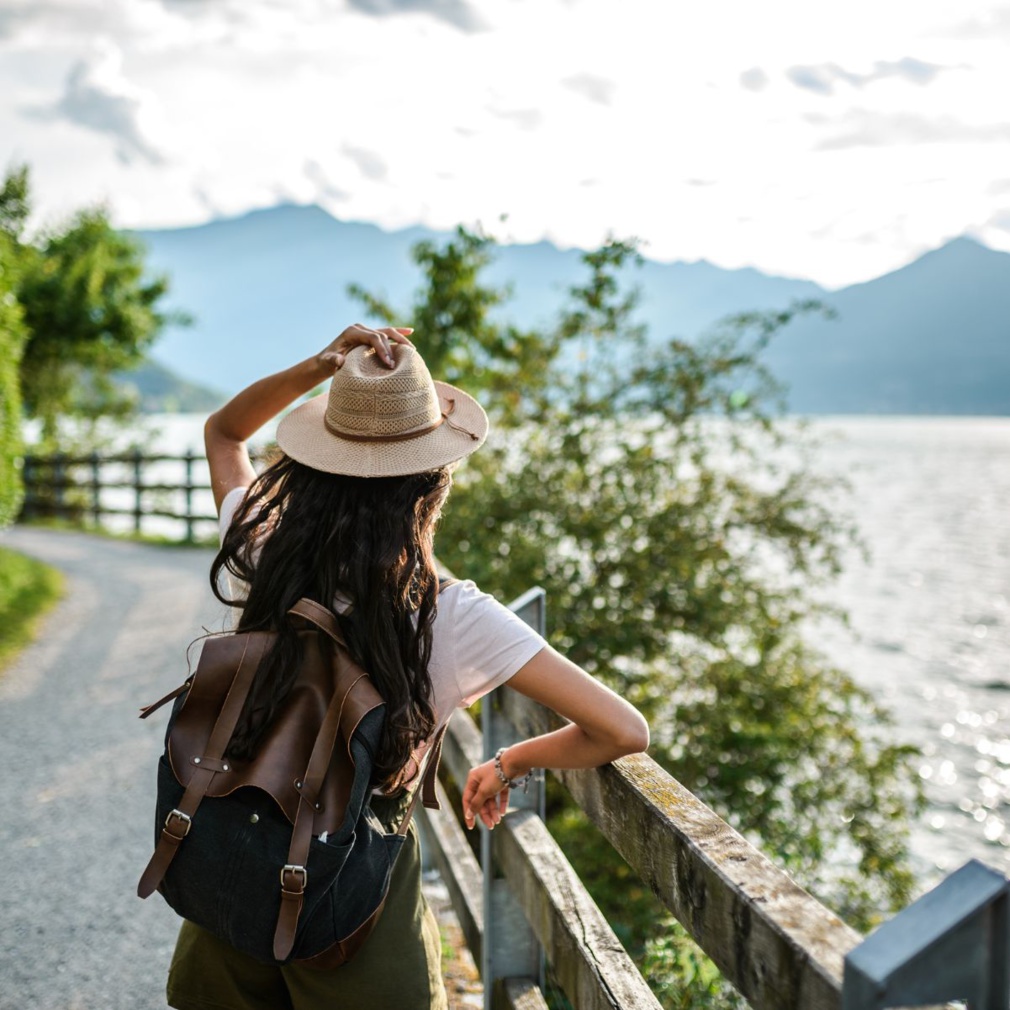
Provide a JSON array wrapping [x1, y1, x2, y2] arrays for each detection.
[[273, 659, 367, 959], [137, 633, 265, 898], [288, 598, 345, 645], [138, 679, 191, 720]]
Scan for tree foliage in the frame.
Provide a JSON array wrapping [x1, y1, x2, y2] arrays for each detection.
[[348, 225, 556, 423], [0, 164, 178, 449], [0, 227, 28, 527], [351, 227, 924, 1005]]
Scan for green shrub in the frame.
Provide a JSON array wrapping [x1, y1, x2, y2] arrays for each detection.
[[0, 231, 27, 527], [0, 546, 63, 672]]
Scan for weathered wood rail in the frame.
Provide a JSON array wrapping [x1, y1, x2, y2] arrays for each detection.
[[421, 691, 865, 1010]]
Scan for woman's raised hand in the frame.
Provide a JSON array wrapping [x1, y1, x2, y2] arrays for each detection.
[[317, 323, 414, 373]]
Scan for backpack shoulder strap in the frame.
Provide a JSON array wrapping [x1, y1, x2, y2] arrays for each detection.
[[273, 648, 380, 960], [138, 677, 191, 720], [393, 720, 449, 839], [288, 598, 345, 644]]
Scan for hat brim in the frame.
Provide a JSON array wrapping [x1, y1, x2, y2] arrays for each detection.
[[276, 380, 489, 478]]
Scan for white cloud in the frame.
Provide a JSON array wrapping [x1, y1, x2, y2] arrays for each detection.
[[787, 57, 946, 95], [342, 145, 389, 182], [942, 4, 1010, 39], [22, 40, 169, 165], [344, 0, 486, 33], [811, 109, 1010, 150], [303, 159, 350, 203], [562, 73, 616, 105], [739, 67, 769, 92], [2, 0, 1010, 287], [486, 106, 544, 130]]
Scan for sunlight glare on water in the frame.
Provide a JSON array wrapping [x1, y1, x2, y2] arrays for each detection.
[[808, 416, 1010, 887]]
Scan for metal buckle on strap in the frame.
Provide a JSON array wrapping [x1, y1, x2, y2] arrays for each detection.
[[280, 864, 308, 891], [164, 809, 192, 838]]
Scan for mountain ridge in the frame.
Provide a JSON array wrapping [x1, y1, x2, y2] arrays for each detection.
[[134, 205, 1010, 414]]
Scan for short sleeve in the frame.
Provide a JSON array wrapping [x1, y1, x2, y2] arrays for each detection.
[[218, 486, 249, 546], [442, 580, 547, 708]]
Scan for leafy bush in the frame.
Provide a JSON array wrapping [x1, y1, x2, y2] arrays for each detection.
[[0, 546, 63, 671]]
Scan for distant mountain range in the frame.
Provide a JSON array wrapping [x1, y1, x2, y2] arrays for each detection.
[[134, 204, 1010, 415], [117, 359, 223, 413]]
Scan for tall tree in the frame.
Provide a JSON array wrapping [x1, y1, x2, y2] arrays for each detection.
[[348, 225, 555, 425], [1, 164, 178, 448]]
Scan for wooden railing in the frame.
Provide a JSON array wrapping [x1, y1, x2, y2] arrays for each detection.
[[420, 680, 862, 1009], [20, 450, 217, 541]]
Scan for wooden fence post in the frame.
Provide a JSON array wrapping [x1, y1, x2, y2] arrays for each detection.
[[21, 454, 34, 520], [482, 587, 548, 1010], [90, 452, 101, 527], [132, 448, 143, 534], [183, 449, 195, 542], [53, 453, 66, 519]]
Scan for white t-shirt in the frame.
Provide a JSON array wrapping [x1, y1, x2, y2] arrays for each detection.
[[218, 487, 546, 770]]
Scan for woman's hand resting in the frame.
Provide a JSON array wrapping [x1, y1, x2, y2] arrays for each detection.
[[317, 323, 414, 373], [462, 759, 512, 831], [458, 646, 650, 832]]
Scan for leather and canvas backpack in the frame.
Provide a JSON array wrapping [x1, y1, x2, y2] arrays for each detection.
[[136, 597, 445, 969]]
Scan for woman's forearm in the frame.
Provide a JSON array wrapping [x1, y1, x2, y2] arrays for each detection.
[[203, 326, 412, 510], [462, 645, 649, 829], [498, 723, 637, 781]]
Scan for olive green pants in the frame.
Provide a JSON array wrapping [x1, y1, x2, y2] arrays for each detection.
[[166, 797, 448, 1010]]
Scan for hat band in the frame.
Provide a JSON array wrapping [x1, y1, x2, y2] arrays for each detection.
[[324, 397, 479, 444]]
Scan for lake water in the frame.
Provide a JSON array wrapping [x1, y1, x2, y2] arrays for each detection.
[[92, 413, 1010, 888], [804, 417, 1010, 889]]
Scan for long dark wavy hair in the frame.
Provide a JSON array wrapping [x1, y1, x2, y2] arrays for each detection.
[[210, 453, 453, 792]]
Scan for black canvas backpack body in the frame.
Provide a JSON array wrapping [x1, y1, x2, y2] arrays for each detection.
[[136, 597, 445, 969]]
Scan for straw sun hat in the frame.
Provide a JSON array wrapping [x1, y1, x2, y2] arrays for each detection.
[[276, 344, 489, 477]]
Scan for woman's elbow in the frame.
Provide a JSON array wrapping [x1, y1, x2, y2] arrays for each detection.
[[204, 412, 221, 451], [613, 711, 649, 757]]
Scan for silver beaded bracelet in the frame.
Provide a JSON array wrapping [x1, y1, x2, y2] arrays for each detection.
[[494, 746, 534, 793]]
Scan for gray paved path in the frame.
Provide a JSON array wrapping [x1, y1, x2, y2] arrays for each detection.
[[0, 527, 231, 1010]]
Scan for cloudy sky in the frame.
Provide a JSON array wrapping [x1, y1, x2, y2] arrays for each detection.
[[2, 0, 1009, 288]]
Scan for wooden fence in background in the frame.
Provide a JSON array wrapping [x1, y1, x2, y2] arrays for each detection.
[[20, 450, 217, 541]]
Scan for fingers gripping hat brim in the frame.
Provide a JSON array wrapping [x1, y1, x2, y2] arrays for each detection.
[[277, 344, 489, 476]]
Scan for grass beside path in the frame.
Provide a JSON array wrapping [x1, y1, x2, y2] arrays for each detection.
[[0, 544, 63, 673]]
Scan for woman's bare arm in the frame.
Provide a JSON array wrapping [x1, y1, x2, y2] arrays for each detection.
[[462, 645, 649, 830], [204, 324, 412, 512]]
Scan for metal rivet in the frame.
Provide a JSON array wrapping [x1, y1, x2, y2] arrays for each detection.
[[222, 764, 229, 771], [193, 758, 201, 765], [295, 781, 302, 789], [315, 803, 321, 810], [250, 814, 259, 824]]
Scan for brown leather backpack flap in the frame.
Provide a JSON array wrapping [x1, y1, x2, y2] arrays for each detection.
[[168, 629, 382, 836], [332, 647, 384, 762]]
